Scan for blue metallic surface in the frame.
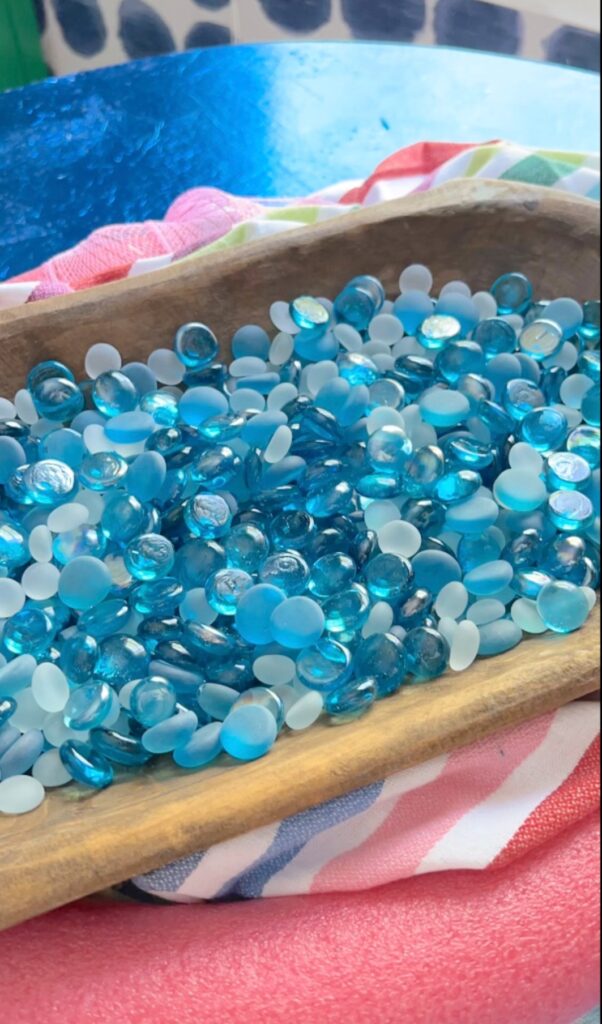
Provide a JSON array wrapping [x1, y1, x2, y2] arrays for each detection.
[[0, 42, 599, 280]]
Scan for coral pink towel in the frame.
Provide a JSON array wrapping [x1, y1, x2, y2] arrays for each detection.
[[1, 813, 598, 1024]]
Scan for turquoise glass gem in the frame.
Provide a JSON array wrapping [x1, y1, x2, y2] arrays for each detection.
[[397, 588, 434, 629], [174, 323, 219, 369], [102, 493, 148, 543], [434, 293, 479, 335], [582, 384, 600, 427], [434, 469, 481, 504], [173, 722, 223, 769], [130, 679, 177, 729], [79, 451, 128, 490], [92, 371, 138, 416], [31, 377, 84, 422], [567, 425, 600, 468], [476, 399, 514, 441], [338, 353, 379, 386], [325, 678, 376, 718], [412, 550, 461, 591], [405, 626, 450, 680], [537, 580, 590, 633], [478, 619, 523, 656], [0, 729, 44, 778], [578, 300, 600, 346], [270, 511, 315, 551], [0, 655, 39, 697], [63, 682, 112, 731], [22, 460, 76, 506], [393, 355, 435, 398], [0, 437, 26, 484], [335, 284, 376, 331], [0, 723, 19, 757], [176, 539, 226, 589], [349, 275, 385, 311], [184, 494, 233, 539], [140, 391, 179, 427], [503, 379, 545, 420], [365, 553, 414, 602], [122, 361, 157, 395], [502, 528, 542, 569], [179, 386, 229, 427], [259, 551, 310, 596], [141, 707, 198, 754], [579, 350, 601, 383], [190, 445, 241, 488], [457, 373, 495, 410], [132, 578, 183, 617], [60, 740, 114, 789], [127, 451, 167, 502], [446, 496, 499, 535], [309, 553, 356, 598], [290, 296, 330, 330], [90, 726, 152, 767], [296, 638, 352, 691], [548, 490, 595, 532], [270, 596, 325, 649], [124, 533, 175, 581], [58, 556, 112, 611], [235, 584, 286, 645], [206, 568, 254, 615], [435, 341, 484, 383], [367, 426, 413, 474], [220, 705, 277, 761], [519, 320, 563, 361], [198, 413, 246, 442], [39, 427, 85, 469], [417, 314, 462, 351], [27, 360, 75, 391], [60, 633, 99, 685], [446, 435, 494, 469], [547, 451, 592, 491], [403, 445, 445, 496], [197, 682, 239, 721], [491, 272, 532, 314], [233, 687, 285, 729], [474, 318, 517, 358], [521, 407, 568, 452], [419, 387, 470, 427], [323, 583, 370, 635], [512, 568, 553, 599], [95, 635, 150, 685], [464, 559, 514, 596], [231, 324, 271, 360], [225, 524, 269, 572], [53, 525, 107, 565], [3, 608, 53, 656], [353, 632, 407, 696]]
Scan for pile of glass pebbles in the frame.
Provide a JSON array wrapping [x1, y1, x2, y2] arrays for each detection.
[[0, 265, 599, 815]]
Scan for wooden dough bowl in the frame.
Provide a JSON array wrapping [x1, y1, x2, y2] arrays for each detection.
[[0, 180, 599, 931]]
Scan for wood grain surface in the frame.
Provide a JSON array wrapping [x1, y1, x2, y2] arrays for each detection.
[[0, 180, 599, 931]]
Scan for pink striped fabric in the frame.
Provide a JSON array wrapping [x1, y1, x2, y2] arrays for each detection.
[[133, 702, 600, 901]]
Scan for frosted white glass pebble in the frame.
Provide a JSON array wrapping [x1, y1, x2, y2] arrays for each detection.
[[43, 712, 89, 748], [362, 601, 394, 638], [411, 421, 438, 448], [437, 616, 459, 647], [510, 598, 547, 634], [47, 502, 89, 533], [440, 280, 472, 298], [253, 654, 296, 686], [83, 423, 111, 454], [435, 582, 469, 621], [75, 488, 105, 525], [104, 691, 122, 728], [21, 562, 60, 601], [118, 680, 138, 710], [0, 579, 25, 618], [334, 323, 363, 352], [11, 688, 47, 731], [32, 749, 72, 788], [392, 337, 424, 358], [502, 314, 524, 335], [285, 690, 324, 731], [364, 500, 401, 532], [559, 374, 595, 410], [508, 442, 544, 474], [230, 388, 265, 413], [265, 425, 293, 464], [270, 301, 300, 334], [31, 663, 70, 713], [230, 357, 268, 378], [368, 314, 404, 346], [371, 353, 395, 374], [546, 342, 578, 372], [582, 587, 597, 612], [269, 332, 294, 366], [28, 524, 53, 562], [0, 397, 17, 420], [0, 776, 45, 815], [306, 361, 338, 397], [449, 620, 480, 672], [466, 599, 506, 626], [367, 407, 405, 434], [377, 520, 422, 558], [179, 587, 218, 626], [85, 343, 122, 379], [14, 388, 38, 424], [399, 263, 433, 294], [472, 291, 498, 320], [551, 403, 582, 429], [147, 348, 185, 385], [271, 683, 298, 714]]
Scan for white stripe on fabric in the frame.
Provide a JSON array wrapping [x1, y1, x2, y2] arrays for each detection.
[[0, 282, 39, 308], [262, 755, 448, 897], [128, 253, 174, 277], [178, 821, 280, 899], [416, 704, 600, 874], [555, 167, 601, 196], [362, 175, 427, 205]]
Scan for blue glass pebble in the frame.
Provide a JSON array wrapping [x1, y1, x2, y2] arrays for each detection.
[[174, 323, 219, 369], [58, 556, 112, 611], [412, 550, 462, 591], [259, 551, 310, 596], [323, 583, 370, 635], [125, 533, 175, 581], [95, 634, 149, 685], [547, 451, 592, 491], [0, 698, 16, 727], [354, 632, 407, 696], [417, 314, 462, 351], [59, 633, 99, 684], [365, 553, 414, 602], [493, 469, 547, 512], [491, 272, 532, 315], [537, 580, 590, 633], [3, 608, 53, 656], [521, 407, 568, 452], [325, 678, 376, 719], [445, 496, 499, 535], [478, 619, 523, 656], [92, 371, 138, 417], [393, 290, 434, 334], [221, 705, 277, 761], [63, 682, 113, 731], [419, 387, 470, 427], [105, 411, 155, 444], [474, 318, 517, 358], [309, 552, 356, 598], [197, 682, 239, 721], [235, 584, 286, 645], [185, 494, 232, 540], [60, 740, 113, 789], [296, 638, 352, 691], [0, 729, 44, 779], [548, 490, 595, 532], [405, 626, 450, 680], [31, 377, 84, 422], [141, 707, 198, 754], [90, 726, 152, 768], [173, 722, 223, 769], [179, 386, 228, 427], [464, 559, 514, 596], [270, 596, 325, 649]]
